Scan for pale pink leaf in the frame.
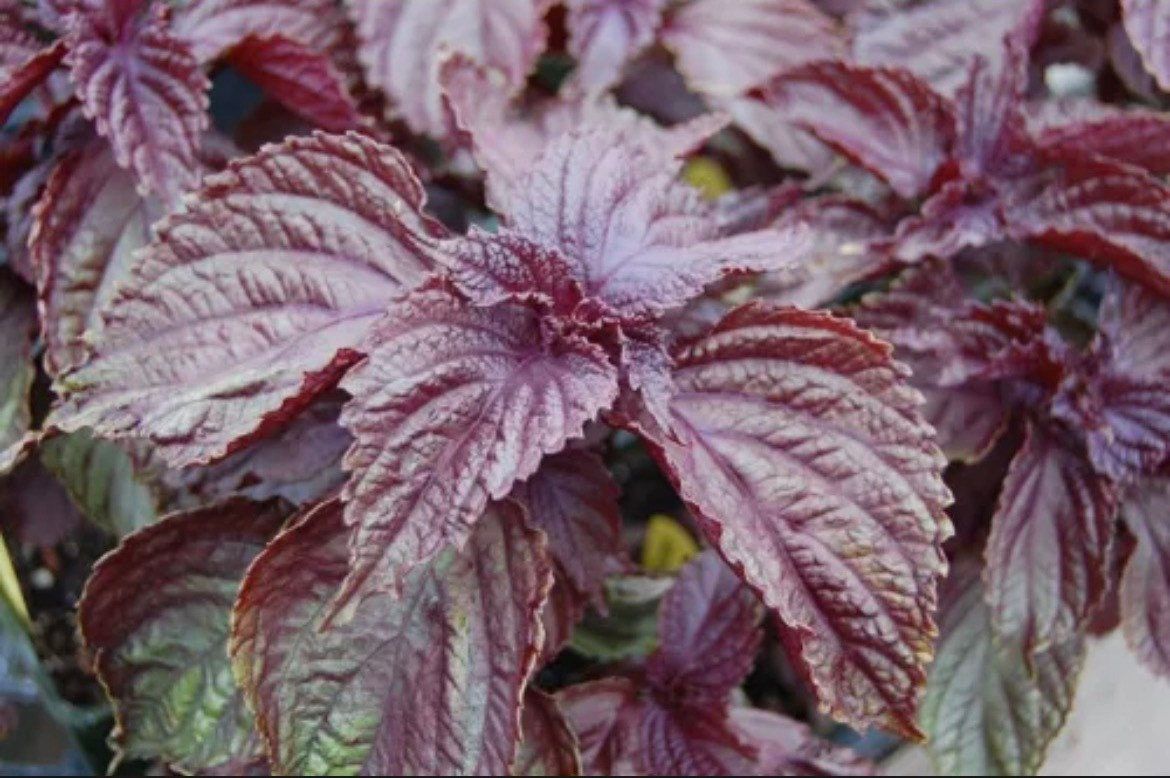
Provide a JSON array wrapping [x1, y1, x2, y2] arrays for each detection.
[[1121, 478, 1170, 677], [170, 0, 347, 63], [1122, 0, 1170, 92], [49, 132, 445, 467], [565, 0, 667, 95]]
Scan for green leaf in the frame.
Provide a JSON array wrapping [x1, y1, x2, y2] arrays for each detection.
[[78, 499, 286, 773], [921, 576, 1084, 775], [570, 575, 674, 661], [40, 430, 159, 538]]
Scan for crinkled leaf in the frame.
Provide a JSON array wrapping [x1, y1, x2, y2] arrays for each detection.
[[1122, 0, 1170, 92], [565, 0, 666, 95], [50, 132, 444, 467], [78, 498, 285, 773], [336, 284, 618, 606], [0, 271, 35, 474], [984, 423, 1119, 659], [889, 181, 1006, 263], [851, 0, 1045, 95], [921, 574, 1084, 776], [758, 62, 955, 199], [641, 303, 952, 738], [646, 550, 762, 703], [635, 703, 754, 776], [230, 496, 553, 775], [40, 429, 158, 538], [349, 0, 549, 137], [30, 138, 158, 378], [515, 690, 582, 777], [661, 0, 844, 97], [444, 228, 586, 312], [171, 0, 347, 63], [1032, 104, 1170, 176], [507, 127, 806, 317], [1121, 478, 1170, 677], [557, 678, 641, 775], [227, 34, 359, 133], [512, 448, 626, 609], [1006, 157, 1170, 297], [65, 0, 211, 206]]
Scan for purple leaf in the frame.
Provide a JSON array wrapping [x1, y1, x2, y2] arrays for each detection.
[[758, 61, 955, 199], [30, 138, 159, 378], [349, 0, 550, 138], [79, 499, 285, 772], [646, 550, 762, 704], [512, 448, 627, 609], [506, 127, 807, 318], [952, 44, 1030, 181], [49, 132, 445, 467], [170, 0, 347, 64], [514, 690, 583, 776], [1030, 103, 1170, 176], [717, 94, 837, 176], [443, 228, 586, 313], [1121, 478, 1170, 677], [335, 283, 618, 606], [635, 703, 754, 776], [230, 496, 553, 774], [984, 423, 1120, 659], [0, 39, 66, 128], [226, 34, 360, 133], [65, 0, 211, 206], [556, 678, 642, 775], [565, 0, 666, 95], [641, 303, 952, 738], [1121, 0, 1170, 91], [728, 707, 874, 776], [661, 0, 845, 97], [851, 0, 1046, 96]]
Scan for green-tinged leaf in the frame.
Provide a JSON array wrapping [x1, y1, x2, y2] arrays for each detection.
[[921, 576, 1084, 776], [0, 271, 36, 476], [40, 430, 159, 538], [230, 497, 553, 775], [570, 575, 674, 661], [78, 499, 287, 773]]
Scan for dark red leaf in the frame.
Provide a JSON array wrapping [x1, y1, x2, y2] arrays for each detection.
[[0, 39, 66, 129], [1031, 103, 1170, 176], [226, 34, 359, 133]]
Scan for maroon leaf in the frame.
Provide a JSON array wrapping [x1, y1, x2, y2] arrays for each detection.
[[65, 0, 211, 206], [1121, 0, 1170, 91], [1007, 156, 1170, 298], [443, 228, 586, 313], [728, 707, 874, 776], [226, 34, 359, 133], [646, 550, 762, 704], [1031, 103, 1170, 176], [230, 496, 553, 774], [170, 0, 347, 64], [758, 61, 955, 199], [349, 0, 550, 137], [556, 678, 642, 775], [30, 138, 159, 378], [49, 132, 445, 467], [512, 448, 626, 609], [851, 0, 1046, 95], [984, 423, 1120, 658], [0, 270, 36, 473], [641, 303, 952, 738], [661, 0, 845, 97], [636, 703, 754, 776], [1121, 478, 1170, 677], [565, 0, 666, 95], [335, 284, 618, 606], [0, 39, 66, 128], [888, 181, 1006, 263], [506, 127, 807, 318], [0, 455, 83, 547], [951, 43, 1030, 181], [515, 690, 583, 776], [79, 499, 286, 772]]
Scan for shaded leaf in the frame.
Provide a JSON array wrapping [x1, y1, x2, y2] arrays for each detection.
[[0, 39, 66, 128], [226, 34, 360, 133], [984, 423, 1119, 658], [0, 455, 83, 548], [0, 271, 35, 474], [50, 132, 444, 467], [570, 574, 673, 661], [230, 497, 553, 775], [349, 0, 550, 137], [336, 284, 618, 606], [514, 689, 582, 776], [171, 0, 347, 64], [642, 303, 952, 738], [65, 0, 210, 206], [1121, 0, 1170, 91], [728, 707, 874, 776], [921, 574, 1083, 776], [78, 499, 285, 773], [556, 677, 641, 775], [565, 0, 666, 95]]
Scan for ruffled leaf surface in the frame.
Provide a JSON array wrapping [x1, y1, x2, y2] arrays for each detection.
[[336, 284, 618, 604], [1121, 479, 1170, 677], [230, 497, 553, 775], [50, 132, 444, 467], [642, 303, 952, 737], [78, 499, 286, 773], [349, 0, 549, 137], [65, 0, 211, 206]]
